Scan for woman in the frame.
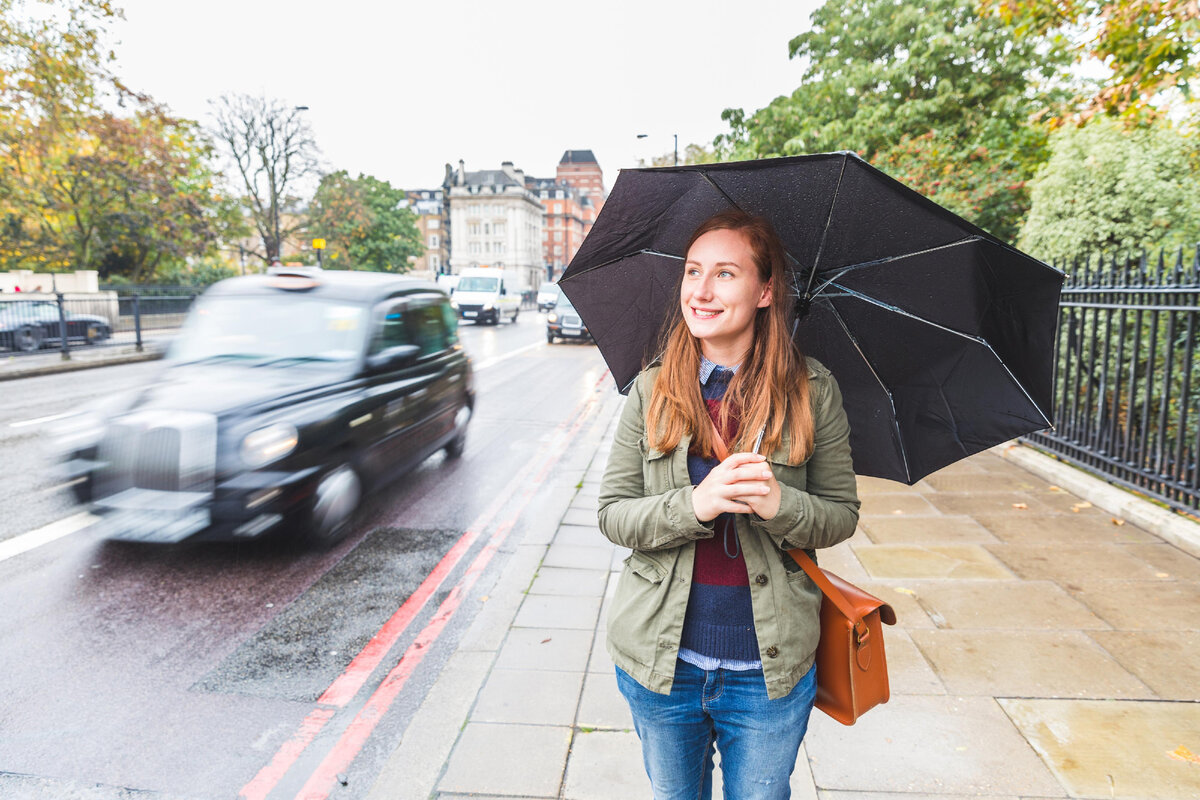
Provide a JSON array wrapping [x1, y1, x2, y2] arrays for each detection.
[[598, 210, 860, 799]]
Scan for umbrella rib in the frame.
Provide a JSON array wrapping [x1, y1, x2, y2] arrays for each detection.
[[810, 236, 983, 297], [697, 171, 807, 289], [805, 153, 850, 297], [559, 248, 684, 282], [824, 301, 913, 483]]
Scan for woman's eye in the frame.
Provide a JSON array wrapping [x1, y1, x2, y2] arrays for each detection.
[[718, 270, 733, 278]]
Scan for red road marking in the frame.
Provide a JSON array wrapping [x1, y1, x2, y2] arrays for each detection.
[[238, 371, 609, 800], [292, 378, 607, 800]]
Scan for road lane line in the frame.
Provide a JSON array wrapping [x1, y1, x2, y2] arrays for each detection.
[[8, 411, 77, 428], [0, 512, 95, 564], [472, 340, 545, 371], [239, 370, 609, 800], [293, 374, 607, 800]]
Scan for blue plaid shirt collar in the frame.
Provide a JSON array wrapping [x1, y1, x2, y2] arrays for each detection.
[[699, 354, 740, 385]]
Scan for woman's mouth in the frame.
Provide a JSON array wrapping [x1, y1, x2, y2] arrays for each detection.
[[691, 307, 722, 319]]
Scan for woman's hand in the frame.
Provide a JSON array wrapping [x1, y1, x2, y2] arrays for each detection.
[[692, 452, 781, 522]]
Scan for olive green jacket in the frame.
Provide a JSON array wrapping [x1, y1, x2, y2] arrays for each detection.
[[598, 358, 860, 700]]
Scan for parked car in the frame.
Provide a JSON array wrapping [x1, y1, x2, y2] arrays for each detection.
[[51, 268, 473, 547], [536, 282, 560, 311], [546, 294, 592, 343], [0, 299, 112, 352]]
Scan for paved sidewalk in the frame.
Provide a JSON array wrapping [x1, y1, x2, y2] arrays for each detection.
[[372, 396, 1200, 800]]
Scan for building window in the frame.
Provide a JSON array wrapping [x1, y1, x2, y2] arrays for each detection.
[[554, 231, 563, 241], [468, 223, 480, 236], [429, 235, 439, 247], [495, 223, 505, 236], [428, 219, 440, 229], [484, 223, 490, 235], [496, 241, 506, 254], [429, 254, 441, 270]]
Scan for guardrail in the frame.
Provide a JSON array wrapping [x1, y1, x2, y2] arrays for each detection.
[[1025, 247, 1200, 514], [0, 290, 198, 359]]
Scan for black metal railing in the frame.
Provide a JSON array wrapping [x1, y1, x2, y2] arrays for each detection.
[[1026, 247, 1200, 514], [0, 289, 198, 358]]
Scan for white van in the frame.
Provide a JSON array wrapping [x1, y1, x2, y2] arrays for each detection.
[[451, 267, 521, 324]]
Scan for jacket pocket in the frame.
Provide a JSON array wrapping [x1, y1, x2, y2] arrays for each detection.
[[625, 550, 667, 583], [638, 436, 675, 493]]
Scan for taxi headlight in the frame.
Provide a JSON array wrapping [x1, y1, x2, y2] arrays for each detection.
[[241, 423, 298, 467], [548, 313, 558, 323]]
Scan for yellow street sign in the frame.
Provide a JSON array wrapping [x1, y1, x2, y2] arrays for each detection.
[[312, 238, 326, 250]]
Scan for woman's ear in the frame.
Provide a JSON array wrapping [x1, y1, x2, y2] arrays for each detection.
[[757, 280, 773, 309]]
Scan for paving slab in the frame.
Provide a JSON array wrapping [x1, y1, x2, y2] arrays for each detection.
[[513, 594, 602, 630], [1120, 542, 1200, 581], [858, 515, 998, 545], [562, 730, 650, 800], [542, 542, 612, 571], [471, 668, 586, 725], [858, 493, 942, 517], [588, 628, 614, 675], [920, 471, 1044, 493], [985, 542, 1173, 583], [910, 630, 1152, 698], [438, 722, 571, 797], [816, 537, 870, 581], [817, 793, 1020, 800], [970, 512, 1157, 545], [854, 476, 916, 496], [494, 627, 594, 672], [854, 544, 1016, 580], [1088, 630, 1200, 700], [1068, 580, 1200, 630], [878, 628, 945, 695], [551, 524, 610, 549], [907, 581, 1109, 630], [576, 670, 633, 730], [999, 698, 1200, 800], [561, 506, 600, 527], [527, 566, 610, 597], [924, 491, 1060, 516], [804, 695, 1066, 796]]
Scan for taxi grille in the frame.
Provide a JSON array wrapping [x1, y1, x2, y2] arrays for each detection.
[[560, 313, 582, 327], [96, 411, 217, 497]]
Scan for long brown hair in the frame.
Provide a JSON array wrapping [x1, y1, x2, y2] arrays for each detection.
[[645, 210, 815, 463]]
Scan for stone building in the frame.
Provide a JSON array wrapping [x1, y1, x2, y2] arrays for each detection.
[[443, 161, 544, 292]]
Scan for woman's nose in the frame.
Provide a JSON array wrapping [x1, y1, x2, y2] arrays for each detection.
[[693, 275, 714, 299]]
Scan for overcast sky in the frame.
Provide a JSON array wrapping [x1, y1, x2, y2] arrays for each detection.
[[108, 0, 821, 192]]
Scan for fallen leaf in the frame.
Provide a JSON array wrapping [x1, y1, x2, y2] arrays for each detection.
[[1156, 572, 1171, 578], [1047, 485, 1065, 492], [541, 638, 553, 644], [1012, 503, 1028, 510], [1071, 501, 1092, 513], [894, 587, 917, 596], [892, 509, 905, 515], [1167, 745, 1200, 764], [1111, 518, 1126, 526]]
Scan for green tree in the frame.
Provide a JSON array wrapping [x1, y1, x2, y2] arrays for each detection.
[[716, 0, 1074, 240], [1017, 114, 1200, 264], [308, 171, 422, 272], [983, 0, 1200, 117]]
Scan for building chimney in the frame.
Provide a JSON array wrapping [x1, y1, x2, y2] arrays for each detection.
[[501, 161, 517, 180]]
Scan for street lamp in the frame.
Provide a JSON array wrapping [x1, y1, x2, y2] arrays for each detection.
[[637, 132, 678, 166]]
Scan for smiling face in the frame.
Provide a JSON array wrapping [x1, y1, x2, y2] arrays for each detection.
[[680, 227, 773, 365]]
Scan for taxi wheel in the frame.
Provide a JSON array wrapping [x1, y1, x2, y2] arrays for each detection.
[[546, 331, 555, 344], [445, 403, 471, 459], [305, 463, 361, 547]]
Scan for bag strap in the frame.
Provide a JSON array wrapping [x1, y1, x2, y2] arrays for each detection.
[[708, 420, 871, 637]]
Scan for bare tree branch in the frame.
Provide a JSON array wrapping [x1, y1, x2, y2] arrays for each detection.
[[208, 93, 319, 262]]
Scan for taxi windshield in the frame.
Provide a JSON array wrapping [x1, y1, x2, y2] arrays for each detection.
[[456, 276, 499, 292], [169, 294, 367, 370]]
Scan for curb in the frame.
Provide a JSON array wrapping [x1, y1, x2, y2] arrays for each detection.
[[994, 441, 1200, 559], [0, 346, 165, 381]]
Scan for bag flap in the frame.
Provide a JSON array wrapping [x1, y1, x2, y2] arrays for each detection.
[[823, 569, 897, 626]]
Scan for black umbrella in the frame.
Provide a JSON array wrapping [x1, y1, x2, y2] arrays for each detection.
[[558, 152, 1062, 484]]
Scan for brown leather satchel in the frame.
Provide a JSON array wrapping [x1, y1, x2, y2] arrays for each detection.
[[707, 422, 896, 725]]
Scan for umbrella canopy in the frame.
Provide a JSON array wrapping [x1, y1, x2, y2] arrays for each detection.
[[558, 152, 1062, 484]]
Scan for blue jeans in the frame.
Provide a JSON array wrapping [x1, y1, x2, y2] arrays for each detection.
[[615, 660, 818, 800]]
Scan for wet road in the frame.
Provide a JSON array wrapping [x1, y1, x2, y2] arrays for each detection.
[[0, 313, 617, 799]]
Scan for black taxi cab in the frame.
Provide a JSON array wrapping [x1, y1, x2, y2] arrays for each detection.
[[53, 268, 473, 546]]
